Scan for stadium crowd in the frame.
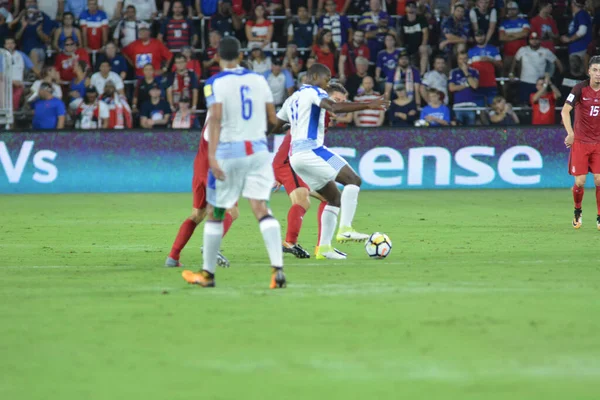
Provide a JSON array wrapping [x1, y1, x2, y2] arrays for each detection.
[[1, 0, 599, 130]]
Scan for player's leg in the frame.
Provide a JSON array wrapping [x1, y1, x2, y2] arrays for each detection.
[[166, 207, 206, 267], [590, 145, 600, 230], [594, 174, 600, 230], [569, 142, 589, 229], [314, 181, 346, 259], [310, 191, 346, 257], [244, 152, 286, 288], [335, 165, 369, 242], [276, 165, 311, 258]]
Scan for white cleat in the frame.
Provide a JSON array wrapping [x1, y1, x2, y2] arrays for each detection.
[[316, 245, 347, 260], [336, 228, 370, 243]]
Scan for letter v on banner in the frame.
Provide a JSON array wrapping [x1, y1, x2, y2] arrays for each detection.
[[0, 141, 34, 183]]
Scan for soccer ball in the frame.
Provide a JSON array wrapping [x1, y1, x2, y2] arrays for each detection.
[[365, 232, 392, 259]]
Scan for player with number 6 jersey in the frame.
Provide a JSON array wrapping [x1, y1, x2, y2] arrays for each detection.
[[561, 55, 600, 229]]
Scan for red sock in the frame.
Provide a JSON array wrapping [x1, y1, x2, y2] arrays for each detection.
[[285, 204, 307, 244], [573, 185, 584, 209], [222, 212, 233, 237], [169, 219, 197, 260], [596, 187, 600, 215], [316, 201, 326, 248]]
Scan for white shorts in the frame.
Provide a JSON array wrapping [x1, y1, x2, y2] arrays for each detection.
[[289, 146, 348, 191], [207, 151, 274, 209]]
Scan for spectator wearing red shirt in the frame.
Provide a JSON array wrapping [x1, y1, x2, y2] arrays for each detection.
[[170, 46, 201, 79], [468, 30, 502, 106], [201, 29, 221, 78], [530, 1, 558, 53], [79, 0, 108, 51], [54, 38, 91, 82], [530, 76, 561, 125], [498, 2, 529, 75], [311, 29, 337, 77], [245, 4, 273, 49], [122, 23, 173, 78], [158, 0, 198, 50], [166, 53, 199, 111], [338, 29, 370, 83], [353, 76, 385, 127]]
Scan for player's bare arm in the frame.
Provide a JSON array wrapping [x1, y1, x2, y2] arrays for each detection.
[[561, 103, 574, 148], [207, 103, 226, 180], [320, 97, 390, 114], [269, 118, 289, 134], [265, 102, 279, 132]]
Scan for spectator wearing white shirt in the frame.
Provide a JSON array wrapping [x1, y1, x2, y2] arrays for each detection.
[[263, 58, 295, 107], [28, 66, 63, 102], [420, 55, 448, 105], [113, 4, 142, 47], [99, 0, 120, 20], [4, 37, 37, 110], [91, 60, 125, 95], [115, 0, 156, 21], [510, 32, 564, 104]]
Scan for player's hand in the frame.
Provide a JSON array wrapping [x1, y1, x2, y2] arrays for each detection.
[[367, 98, 390, 110], [209, 158, 226, 181], [565, 135, 574, 148]]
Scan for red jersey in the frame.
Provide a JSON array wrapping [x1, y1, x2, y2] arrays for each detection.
[[170, 59, 202, 79], [312, 45, 336, 77], [530, 92, 556, 125], [204, 47, 220, 77], [340, 43, 370, 76], [80, 10, 108, 50], [162, 18, 195, 49], [122, 39, 173, 77], [54, 50, 91, 81], [529, 15, 558, 53], [246, 19, 273, 42], [566, 80, 600, 143]]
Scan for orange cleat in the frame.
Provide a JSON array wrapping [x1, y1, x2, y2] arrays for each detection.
[[573, 209, 582, 229], [270, 268, 287, 289], [182, 270, 215, 287]]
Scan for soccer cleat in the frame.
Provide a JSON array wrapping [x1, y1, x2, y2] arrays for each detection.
[[201, 247, 231, 268], [181, 270, 215, 287], [597, 215, 600, 230], [336, 227, 369, 243], [314, 245, 347, 257], [270, 268, 287, 289], [573, 208, 583, 229], [165, 256, 183, 267], [282, 241, 310, 258], [316, 245, 347, 260]]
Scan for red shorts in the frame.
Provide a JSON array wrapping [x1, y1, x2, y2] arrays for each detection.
[[569, 141, 600, 176], [274, 161, 308, 195], [192, 137, 209, 209]]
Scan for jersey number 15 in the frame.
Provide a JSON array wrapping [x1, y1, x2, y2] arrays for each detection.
[[591, 106, 600, 117], [240, 86, 252, 120]]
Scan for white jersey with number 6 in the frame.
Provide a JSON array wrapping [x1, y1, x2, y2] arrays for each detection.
[[204, 67, 274, 142], [277, 84, 330, 155]]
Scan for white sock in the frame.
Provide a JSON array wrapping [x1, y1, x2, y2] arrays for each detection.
[[339, 184, 360, 229], [259, 216, 283, 268], [203, 220, 223, 274], [319, 205, 340, 247]]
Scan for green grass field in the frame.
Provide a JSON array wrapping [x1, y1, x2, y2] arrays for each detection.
[[1, 189, 600, 399]]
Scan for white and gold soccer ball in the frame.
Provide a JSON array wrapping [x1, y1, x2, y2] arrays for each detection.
[[365, 232, 392, 259]]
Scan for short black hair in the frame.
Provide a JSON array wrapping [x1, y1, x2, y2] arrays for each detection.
[[590, 55, 600, 67], [307, 63, 332, 79], [218, 36, 241, 61], [173, 53, 186, 62]]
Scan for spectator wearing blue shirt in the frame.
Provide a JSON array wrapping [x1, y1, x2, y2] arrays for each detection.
[[263, 58, 295, 107], [140, 83, 171, 128], [376, 34, 401, 93], [318, 0, 352, 49], [95, 41, 129, 80], [357, 1, 389, 64], [197, 0, 218, 17], [59, 0, 88, 19], [384, 50, 421, 107], [420, 89, 451, 126], [287, 6, 317, 51], [388, 83, 418, 127], [560, 0, 593, 78], [12, 2, 58, 68], [439, 4, 470, 66], [449, 52, 480, 126], [30, 82, 66, 129]]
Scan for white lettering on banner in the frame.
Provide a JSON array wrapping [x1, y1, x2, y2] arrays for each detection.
[[359, 147, 404, 186], [454, 146, 496, 185], [407, 147, 451, 186], [0, 141, 58, 184], [498, 146, 542, 185]]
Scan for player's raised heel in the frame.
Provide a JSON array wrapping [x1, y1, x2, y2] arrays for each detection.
[[336, 227, 370, 243], [182, 270, 215, 287], [316, 245, 347, 260], [282, 241, 310, 258], [201, 247, 231, 268], [573, 209, 583, 229], [165, 257, 183, 267], [270, 268, 287, 289]]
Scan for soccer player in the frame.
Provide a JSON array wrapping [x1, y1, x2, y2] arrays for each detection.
[[181, 37, 286, 288], [274, 63, 389, 259], [561, 55, 600, 229], [165, 113, 237, 268], [273, 82, 349, 259]]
